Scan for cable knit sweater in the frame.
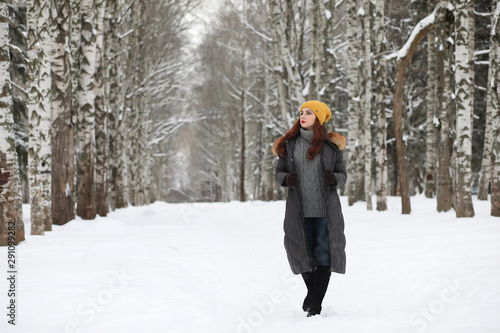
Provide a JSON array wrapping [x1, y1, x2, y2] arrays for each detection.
[[294, 128, 328, 217]]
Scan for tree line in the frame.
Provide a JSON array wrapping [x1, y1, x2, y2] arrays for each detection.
[[191, 0, 499, 217], [1, 0, 499, 246], [0, 0, 196, 245]]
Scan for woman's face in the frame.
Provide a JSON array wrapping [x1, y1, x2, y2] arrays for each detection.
[[300, 107, 317, 130]]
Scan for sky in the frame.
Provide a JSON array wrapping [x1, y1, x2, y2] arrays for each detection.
[[184, 0, 226, 46]]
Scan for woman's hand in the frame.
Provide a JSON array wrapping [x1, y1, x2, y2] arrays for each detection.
[[324, 169, 336, 185], [285, 172, 298, 187]]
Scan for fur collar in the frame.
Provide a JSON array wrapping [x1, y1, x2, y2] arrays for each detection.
[[325, 131, 346, 151], [272, 131, 346, 157]]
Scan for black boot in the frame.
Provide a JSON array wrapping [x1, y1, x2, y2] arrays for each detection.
[[301, 270, 316, 312], [307, 265, 331, 317]]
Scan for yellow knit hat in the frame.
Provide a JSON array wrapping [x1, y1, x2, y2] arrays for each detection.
[[300, 100, 331, 125]]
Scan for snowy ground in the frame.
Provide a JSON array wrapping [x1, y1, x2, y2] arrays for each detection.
[[1, 195, 499, 333]]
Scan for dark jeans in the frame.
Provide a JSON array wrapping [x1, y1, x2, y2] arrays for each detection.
[[304, 217, 330, 267]]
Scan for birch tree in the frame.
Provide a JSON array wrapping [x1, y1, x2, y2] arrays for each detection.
[[126, 1, 141, 206], [362, 0, 373, 210], [268, 0, 304, 109], [268, 0, 288, 125], [0, 0, 25, 245], [374, 0, 387, 211], [94, 0, 107, 216], [318, 0, 337, 110], [70, 0, 80, 203], [50, 0, 74, 225], [436, 2, 454, 212], [453, 0, 475, 217], [27, 0, 52, 234], [106, 0, 128, 210], [424, 29, 437, 198], [309, 0, 323, 101], [490, 0, 500, 216], [346, 0, 362, 206], [478, 1, 496, 201], [478, 56, 493, 201], [76, 0, 97, 219]]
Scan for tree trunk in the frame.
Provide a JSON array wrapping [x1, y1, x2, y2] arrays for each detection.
[[50, 0, 75, 225], [240, 88, 246, 202], [363, 0, 373, 210], [319, 0, 337, 112], [347, 0, 361, 206], [393, 62, 412, 214], [478, 2, 496, 201], [490, 0, 500, 216], [269, 0, 303, 108], [468, 0, 475, 135], [425, 30, 437, 198], [0, 0, 25, 245], [70, 0, 80, 204], [453, 0, 475, 217], [268, 0, 288, 127], [478, 56, 494, 200], [389, 11, 437, 214], [375, 0, 387, 211], [94, 0, 108, 216], [436, 4, 454, 212], [106, 0, 127, 210], [128, 2, 141, 206], [309, 0, 320, 100], [76, 0, 97, 219], [27, 0, 52, 234]]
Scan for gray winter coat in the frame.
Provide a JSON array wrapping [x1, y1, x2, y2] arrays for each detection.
[[275, 132, 347, 274]]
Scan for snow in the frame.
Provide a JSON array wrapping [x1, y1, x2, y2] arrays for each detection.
[[386, 11, 436, 61], [325, 9, 332, 20], [493, 3, 500, 35], [433, 116, 440, 128], [1, 196, 500, 333]]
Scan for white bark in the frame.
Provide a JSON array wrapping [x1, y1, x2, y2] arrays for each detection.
[[490, 0, 500, 216], [347, 0, 362, 206], [374, 0, 387, 211], [319, 0, 337, 112], [0, 0, 25, 245], [309, 0, 320, 100], [425, 30, 437, 198], [76, 0, 97, 219], [436, 1, 454, 212], [106, 0, 128, 210], [454, 0, 475, 217], [268, 5, 288, 126], [363, 0, 373, 210], [50, 0, 75, 225], [27, 0, 52, 235], [127, 2, 141, 206], [269, 0, 304, 108], [479, 61, 494, 200], [94, 0, 107, 216]]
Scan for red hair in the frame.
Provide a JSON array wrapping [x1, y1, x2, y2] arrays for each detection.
[[272, 118, 326, 160]]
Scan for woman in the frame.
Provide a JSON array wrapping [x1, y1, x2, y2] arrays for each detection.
[[272, 100, 347, 317]]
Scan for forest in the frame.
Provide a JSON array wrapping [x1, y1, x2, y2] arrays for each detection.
[[0, 0, 499, 246]]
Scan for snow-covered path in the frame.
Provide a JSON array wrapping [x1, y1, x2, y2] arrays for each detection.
[[1, 196, 499, 333]]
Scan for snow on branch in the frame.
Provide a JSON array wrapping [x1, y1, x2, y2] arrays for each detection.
[[9, 44, 27, 63], [243, 22, 272, 42], [386, 9, 437, 61], [493, 2, 500, 35], [474, 10, 492, 17], [9, 79, 27, 95], [0, 14, 27, 41]]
